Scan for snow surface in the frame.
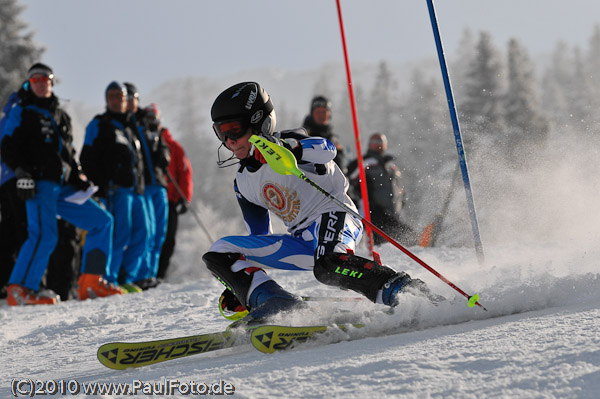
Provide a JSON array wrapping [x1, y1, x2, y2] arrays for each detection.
[[1, 243, 599, 398]]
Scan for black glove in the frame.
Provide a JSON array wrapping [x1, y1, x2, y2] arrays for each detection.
[[157, 154, 170, 169], [15, 168, 36, 201], [281, 137, 303, 160], [176, 198, 189, 214], [70, 173, 92, 191]]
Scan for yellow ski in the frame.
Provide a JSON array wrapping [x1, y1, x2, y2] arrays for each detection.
[[97, 330, 246, 370], [251, 324, 365, 354]]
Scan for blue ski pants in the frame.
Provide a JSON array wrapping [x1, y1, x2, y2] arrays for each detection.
[[208, 211, 363, 271], [102, 188, 150, 284], [136, 185, 168, 280], [9, 180, 113, 291]]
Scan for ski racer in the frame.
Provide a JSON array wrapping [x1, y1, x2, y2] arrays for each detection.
[[203, 81, 429, 321]]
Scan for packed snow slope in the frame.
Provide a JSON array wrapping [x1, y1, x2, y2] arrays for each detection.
[[1, 243, 599, 398]]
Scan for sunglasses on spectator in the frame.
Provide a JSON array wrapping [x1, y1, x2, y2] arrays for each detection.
[[29, 75, 52, 84]]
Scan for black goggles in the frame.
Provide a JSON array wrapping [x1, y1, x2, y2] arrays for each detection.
[[213, 119, 251, 142]]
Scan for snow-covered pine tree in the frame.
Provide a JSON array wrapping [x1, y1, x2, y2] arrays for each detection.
[[585, 24, 600, 130], [367, 61, 396, 138], [0, 0, 44, 108], [504, 38, 549, 165], [450, 28, 477, 107], [541, 41, 573, 131], [460, 31, 505, 154]]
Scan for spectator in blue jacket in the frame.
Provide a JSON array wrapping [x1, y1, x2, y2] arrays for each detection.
[[0, 63, 119, 305]]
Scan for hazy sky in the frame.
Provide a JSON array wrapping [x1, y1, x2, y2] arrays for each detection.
[[19, 0, 600, 107]]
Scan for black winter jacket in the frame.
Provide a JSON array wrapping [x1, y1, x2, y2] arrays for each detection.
[[0, 86, 84, 186], [133, 108, 170, 188], [80, 110, 145, 197]]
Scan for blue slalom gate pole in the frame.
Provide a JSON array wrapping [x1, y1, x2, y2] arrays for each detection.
[[426, 0, 485, 264]]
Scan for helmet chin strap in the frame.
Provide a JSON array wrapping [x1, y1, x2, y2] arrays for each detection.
[[216, 143, 240, 168], [217, 130, 258, 167]]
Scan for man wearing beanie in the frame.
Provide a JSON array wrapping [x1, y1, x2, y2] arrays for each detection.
[[302, 95, 346, 173], [0, 63, 120, 305], [123, 84, 170, 290], [80, 81, 148, 294]]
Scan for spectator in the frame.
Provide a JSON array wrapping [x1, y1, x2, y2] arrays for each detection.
[[302, 95, 346, 172], [347, 133, 417, 246], [81, 81, 148, 294], [147, 104, 194, 280], [0, 90, 28, 297], [0, 63, 119, 305], [2, 87, 82, 302], [204, 82, 433, 323], [123, 84, 170, 290]]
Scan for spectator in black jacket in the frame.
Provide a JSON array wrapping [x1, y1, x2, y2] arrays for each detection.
[[347, 133, 417, 246], [0, 63, 119, 305], [302, 95, 346, 173], [123, 83, 170, 290], [81, 81, 149, 294], [0, 90, 28, 298]]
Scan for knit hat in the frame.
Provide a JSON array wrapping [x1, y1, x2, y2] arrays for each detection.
[[143, 103, 161, 130], [123, 82, 139, 99], [144, 103, 160, 119], [27, 62, 54, 80], [368, 132, 388, 152], [105, 81, 127, 98], [310, 95, 332, 112]]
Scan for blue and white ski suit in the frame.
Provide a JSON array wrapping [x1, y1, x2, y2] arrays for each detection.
[[209, 129, 363, 277]]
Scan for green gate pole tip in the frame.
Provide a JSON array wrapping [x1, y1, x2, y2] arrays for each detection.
[[468, 294, 479, 308]]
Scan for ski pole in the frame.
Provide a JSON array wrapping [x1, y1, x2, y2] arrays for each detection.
[[335, 0, 375, 256], [420, 162, 460, 247], [249, 135, 486, 311], [165, 169, 214, 242], [426, 0, 485, 264]]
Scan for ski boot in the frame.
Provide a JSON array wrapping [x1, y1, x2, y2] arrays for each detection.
[[135, 277, 160, 290], [380, 273, 446, 306], [228, 280, 304, 330], [7, 284, 60, 306], [77, 273, 124, 300], [120, 283, 143, 293]]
